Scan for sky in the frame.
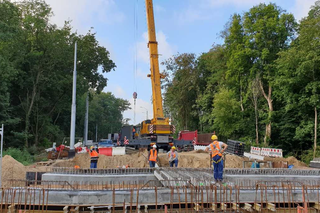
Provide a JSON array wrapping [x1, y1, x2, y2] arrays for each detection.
[[41, 0, 317, 126]]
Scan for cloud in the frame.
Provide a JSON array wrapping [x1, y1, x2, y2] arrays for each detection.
[[202, 0, 267, 7], [137, 68, 149, 80], [154, 4, 166, 13], [291, 0, 316, 21], [137, 31, 177, 64], [174, 7, 212, 24], [113, 85, 126, 98], [39, 0, 125, 33], [123, 98, 153, 125]]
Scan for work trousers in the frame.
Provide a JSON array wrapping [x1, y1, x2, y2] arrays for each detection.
[[169, 159, 178, 167], [149, 161, 156, 168], [90, 159, 98, 169], [212, 155, 223, 181]]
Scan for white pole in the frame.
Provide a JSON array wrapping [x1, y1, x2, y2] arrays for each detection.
[[0, 124, 4, 187], [84, 92, 89, 146], [70, 41, 77, 150]]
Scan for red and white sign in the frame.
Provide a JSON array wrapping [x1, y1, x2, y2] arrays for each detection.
[[250, 146, 261, 155], [251, 146, 283, 158]]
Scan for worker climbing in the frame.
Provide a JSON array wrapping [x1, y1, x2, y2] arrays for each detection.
[[167, 146, 178, 167], [205, 135, 228, 183], [89, 146, 99, 169], [148, 144, 158, 168]]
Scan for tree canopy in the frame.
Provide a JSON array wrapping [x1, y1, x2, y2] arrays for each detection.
[[0, 0, 128, 149], [163, 2, 320, 162]]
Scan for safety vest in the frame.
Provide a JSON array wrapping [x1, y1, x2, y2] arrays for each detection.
[[90, 150, 99, 158], [149, 150, 157, 162], [210, 141, 222, 158], [169, 152, 176, 159]]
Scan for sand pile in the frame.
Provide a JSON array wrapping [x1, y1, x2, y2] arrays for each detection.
[[265, 156, 307, 168], [1, 155, 26, 186], [41, 150, 308, 169]]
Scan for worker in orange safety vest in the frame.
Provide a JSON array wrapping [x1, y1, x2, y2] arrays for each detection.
[[89, 146, 99, 169], [167, 146, 178, 167], [148, 144, 158, 167], [205, 135, 228, 182]]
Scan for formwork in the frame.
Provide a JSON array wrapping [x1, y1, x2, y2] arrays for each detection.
[[1, 167, 320, 213]]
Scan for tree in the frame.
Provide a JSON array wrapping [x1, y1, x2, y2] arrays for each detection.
[[225, 4, 296, 145], [0, 0, 116, 148], [277, 1, 320, 159], [196, 45, 227, 132], [162, 53, 199, 131], [211, 87, 242, 138]]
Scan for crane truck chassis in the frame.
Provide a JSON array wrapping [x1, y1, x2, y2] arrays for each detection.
[[117, 125, 193, 151]]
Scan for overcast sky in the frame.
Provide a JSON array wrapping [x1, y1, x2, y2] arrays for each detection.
[[39, 0, 316, 126]]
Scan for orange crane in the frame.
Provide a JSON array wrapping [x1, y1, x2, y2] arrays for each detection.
[[119, 0, 192, 150], [139, 0, 174, 142]]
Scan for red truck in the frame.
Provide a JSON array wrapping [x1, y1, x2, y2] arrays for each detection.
[[177, 130, 213, 146]]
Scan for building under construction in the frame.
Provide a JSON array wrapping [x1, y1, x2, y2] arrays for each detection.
[[2, 167, 320, 213]]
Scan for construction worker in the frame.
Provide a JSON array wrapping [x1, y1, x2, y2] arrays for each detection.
[[205, 135, 228, 183], [148, 144, 158, 168], [167, 146, 178, 167], [89, 146, 99, 169]]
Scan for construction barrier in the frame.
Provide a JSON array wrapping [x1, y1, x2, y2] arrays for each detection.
[[112, 147, 126, 155], [261, 148, 283, 157], [99, 147, 112, 156], [250, 146, 283, 158], [194, 145, 207, 151], [250, 146, 261, 155]]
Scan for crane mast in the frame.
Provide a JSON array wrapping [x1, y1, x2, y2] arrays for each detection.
[[145, 0, 165, 121]]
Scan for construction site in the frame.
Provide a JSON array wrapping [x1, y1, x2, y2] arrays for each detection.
[[1, 0, 320, 212]]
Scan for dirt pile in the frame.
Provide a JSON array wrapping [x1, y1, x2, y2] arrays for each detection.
[[265, 156, 307, 168], [53, 150, 151, 169], [1, 155, 26, 186]]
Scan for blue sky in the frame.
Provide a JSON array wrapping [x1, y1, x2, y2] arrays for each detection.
[[44, 0, 316, 125]]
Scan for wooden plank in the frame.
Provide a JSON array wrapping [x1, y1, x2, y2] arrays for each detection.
[[267, 203, 276, 212], [242, 203, 253, 212], [253, 203, 261, 212], [232, 202, 239, 210]]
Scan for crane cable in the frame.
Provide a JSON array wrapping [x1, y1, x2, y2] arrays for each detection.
[[133, 0, 138, 93]]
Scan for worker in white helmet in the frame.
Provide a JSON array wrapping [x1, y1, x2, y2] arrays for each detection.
[[148, 144, 158, 167]]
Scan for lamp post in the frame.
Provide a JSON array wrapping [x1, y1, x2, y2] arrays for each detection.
[[140, 107, 148, 120]]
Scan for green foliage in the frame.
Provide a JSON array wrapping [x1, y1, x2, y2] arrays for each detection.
[[301, 147, 320, 164], [162, 1, 320, 158], [3, 148, 34, 165], [162, 53, 200, 131], [0, 0, 117, 148], [212, 87, 242, 138]]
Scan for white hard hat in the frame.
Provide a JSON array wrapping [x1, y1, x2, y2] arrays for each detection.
[[152, 145, 157, 148]]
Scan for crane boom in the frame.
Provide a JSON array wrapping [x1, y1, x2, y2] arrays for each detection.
[[145, 0, 164, 120]]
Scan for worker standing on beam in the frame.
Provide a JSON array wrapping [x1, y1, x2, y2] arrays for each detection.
[[89, 146, 99, 169], [148, 144, 158, 167], [167, 146, 178, 167], [205, 135, 228, 183]]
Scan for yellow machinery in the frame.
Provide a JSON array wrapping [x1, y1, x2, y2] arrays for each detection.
[[139, 0, 174, 142]]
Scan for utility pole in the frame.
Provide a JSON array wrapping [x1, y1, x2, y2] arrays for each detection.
[[83, 92, 89, 146], [140, 106, 148, 120], [69, 41, 77, 156], [0, 124, 4, 187], [95, 124, 98, 142]]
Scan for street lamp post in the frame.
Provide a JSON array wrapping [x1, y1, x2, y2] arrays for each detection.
[[140, 107, 148, 120]]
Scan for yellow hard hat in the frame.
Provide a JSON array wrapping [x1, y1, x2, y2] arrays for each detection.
[[90, 146, 94, 150], [211, 135, 218, 141], [171, 146, 176, 149]]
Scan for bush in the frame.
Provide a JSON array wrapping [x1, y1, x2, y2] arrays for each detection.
[[3, 148, 34, 166], [301, 147, 320, 165]]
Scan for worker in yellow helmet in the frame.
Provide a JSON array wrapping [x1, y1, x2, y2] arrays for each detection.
[[167, 146, 178, 167], [205, 135, 228, 183]]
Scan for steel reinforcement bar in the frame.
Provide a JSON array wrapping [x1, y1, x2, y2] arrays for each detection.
[[50, 167, 320, 176]]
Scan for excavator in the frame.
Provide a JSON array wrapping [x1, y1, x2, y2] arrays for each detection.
[[119, 0, 192, 150]]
